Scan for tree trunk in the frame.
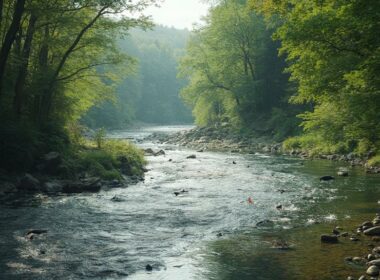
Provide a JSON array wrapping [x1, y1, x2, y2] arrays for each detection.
[[0, 0, 4, 28], [39, 5, 108, 123], [13, 13, 37, 117], [0, 0, 26, 98]]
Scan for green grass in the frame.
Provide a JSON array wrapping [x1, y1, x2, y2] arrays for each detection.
[[61, 139, 146, 180], [283, 133, 348, 156]]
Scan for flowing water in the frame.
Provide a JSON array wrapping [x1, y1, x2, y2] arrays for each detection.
[[0, 125, 379, 280]]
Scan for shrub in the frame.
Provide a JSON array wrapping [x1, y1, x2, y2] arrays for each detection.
[[93, 128, 106, 149], [368, 155, 380, 167]]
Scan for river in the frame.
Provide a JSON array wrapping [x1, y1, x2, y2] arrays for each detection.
[[0, 125, 379, 280]]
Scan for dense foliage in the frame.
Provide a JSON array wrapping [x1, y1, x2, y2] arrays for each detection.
[[0, 0, 156, 172], [179, 0, 299, 140], [249, 0, 380, 155], [82, 26, 193, 128], [181, 0, 379, 157]]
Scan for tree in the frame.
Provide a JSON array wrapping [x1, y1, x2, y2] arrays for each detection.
[[251, 0, 380, 154], [179, 0, 293, 136]]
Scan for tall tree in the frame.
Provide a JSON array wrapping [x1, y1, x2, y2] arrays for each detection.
[[0, 0, 26, 98]]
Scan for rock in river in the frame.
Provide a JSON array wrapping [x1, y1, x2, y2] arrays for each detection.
[[154, 150, 165, 156], [321, 234, 338, 243], [337, 170, 349, 177], [187, 154, 196, 159], [320, 176, 335, 181], [364, 226, 380, 236], [367, 259, 380, 266]]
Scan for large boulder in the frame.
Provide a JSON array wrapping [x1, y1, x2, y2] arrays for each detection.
[[18, 174, 40, 192], [364, 226, 380, 236]]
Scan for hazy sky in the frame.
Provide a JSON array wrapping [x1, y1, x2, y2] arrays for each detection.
[[145, 0, 210, 30]]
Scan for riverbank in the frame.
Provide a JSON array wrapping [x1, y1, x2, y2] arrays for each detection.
[[146, 126, 380, 174], [341, 213, 380, 279], [0, 139, 146, 197]]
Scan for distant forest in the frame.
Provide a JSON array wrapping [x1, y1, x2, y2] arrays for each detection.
[[82, 26, 193, 128]]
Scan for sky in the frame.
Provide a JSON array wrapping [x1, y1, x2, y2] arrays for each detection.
[[144, 0, 210, 30]]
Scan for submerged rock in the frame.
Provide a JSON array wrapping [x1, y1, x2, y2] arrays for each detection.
[[256, 220, 274, 227], [320, 176, 335, 181], [321, 234, 338, 243], [271, 239, 290, 250], [186, 154, 196, 159], [26, 229, 47, 235]]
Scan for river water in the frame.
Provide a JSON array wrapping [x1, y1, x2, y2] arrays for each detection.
[[0, 125, 379, 280]]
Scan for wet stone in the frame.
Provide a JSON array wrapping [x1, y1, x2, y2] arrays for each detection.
[[321, 234, 338, 243], [145, 264, 153, 271], [366, 265, 379, 276]]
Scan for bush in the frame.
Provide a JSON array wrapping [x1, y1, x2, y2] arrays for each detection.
[[93, 128, 106, 149], [368, 155, 380, 167]]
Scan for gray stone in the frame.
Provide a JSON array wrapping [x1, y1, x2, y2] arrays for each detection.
[[373, 247, 380, 254], [366, 265, 379, 276], [367, 259, 380, 266], [154, 150, 166, 156], [353, 257, 365, 263], [363, 221, 375, 228], [367, 254, 376, 261], [144, 148, 155, 155], [337, 170, 349, 176], [364, 226, 380, 236]]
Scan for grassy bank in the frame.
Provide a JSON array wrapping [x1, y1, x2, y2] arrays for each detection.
[[0, 122, 146, 182]]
